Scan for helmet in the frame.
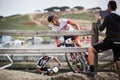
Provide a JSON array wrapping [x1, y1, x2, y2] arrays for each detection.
[[43, 55, 48, 60], [47, 14, 57, 22]]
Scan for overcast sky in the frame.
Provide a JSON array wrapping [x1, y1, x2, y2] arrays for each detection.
[[0, 0, 120, 16]]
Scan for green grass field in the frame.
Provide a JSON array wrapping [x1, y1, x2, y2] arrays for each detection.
[[0, 15, 50, 30], [59, 12, 95, 21], [0, 11, 97, 30]]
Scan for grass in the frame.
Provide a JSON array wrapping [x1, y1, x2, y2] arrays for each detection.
[[0, 11, 96, 40], [59, 12, 96, 21], [0, 14, 50, 30], [0, 11, 96, 30]]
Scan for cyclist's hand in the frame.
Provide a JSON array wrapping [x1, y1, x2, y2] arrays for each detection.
[[58, 63, 62, 67], [56, 40, 61, 47], [57, 43, 61, 47]]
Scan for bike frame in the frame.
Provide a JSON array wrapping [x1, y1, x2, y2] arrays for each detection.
[[63, 37, 89, 73]]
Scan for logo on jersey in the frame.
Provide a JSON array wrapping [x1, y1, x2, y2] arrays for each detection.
[[60, 24, 70, 30]]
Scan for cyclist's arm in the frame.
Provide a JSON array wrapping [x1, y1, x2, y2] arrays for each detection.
[[67, 20, 81, 30], [52, 26, 61, 46], [53, 57, 61, 66], [55, 36, 61, 47]]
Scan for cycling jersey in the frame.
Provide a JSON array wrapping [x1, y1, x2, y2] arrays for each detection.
[[52, 18, 80, 44], [52, 18, 74, 31], [37, 56, 53, 69]]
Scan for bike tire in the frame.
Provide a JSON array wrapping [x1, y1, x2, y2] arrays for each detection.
[[65, 52, 88, 73]]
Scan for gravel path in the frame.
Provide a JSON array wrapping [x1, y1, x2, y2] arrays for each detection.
[[0, 69, 119, 80]]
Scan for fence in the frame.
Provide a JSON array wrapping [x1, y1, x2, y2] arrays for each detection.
[[0, 23, 99, 73]]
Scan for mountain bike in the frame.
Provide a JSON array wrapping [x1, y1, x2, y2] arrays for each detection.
[[58, 37, 90, 73], [41, 64, 61, 76]]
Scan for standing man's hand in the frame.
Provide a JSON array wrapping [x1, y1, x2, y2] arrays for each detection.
[[96, 16, 102, 28], [98, 16, 102, 21]]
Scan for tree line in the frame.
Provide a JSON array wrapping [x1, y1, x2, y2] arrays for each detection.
[[44, 6, 84, 12]]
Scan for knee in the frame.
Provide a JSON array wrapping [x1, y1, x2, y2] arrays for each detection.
[[74, 41, 81, 47], [88, 46, 95, 54]]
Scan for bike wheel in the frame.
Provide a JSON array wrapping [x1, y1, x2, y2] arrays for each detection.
[[65, 52, 88, 73]]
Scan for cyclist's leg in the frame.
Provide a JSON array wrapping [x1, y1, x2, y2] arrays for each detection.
[[70, 52, 78, 65], [65, 45, 76, 62], [74, 36, 87, 60], [64, 36, 77, 63], [83, 52, 89, 64], [73, 36, 82, 47], [37, 67, 48, 75], [74, 36, 90, 65], [70, 53, 76, 60]]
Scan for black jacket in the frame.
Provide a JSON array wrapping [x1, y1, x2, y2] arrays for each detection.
[[99, 13, 120, 41]]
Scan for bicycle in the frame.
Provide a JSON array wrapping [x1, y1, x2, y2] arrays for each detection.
[[58, 37, 90, 73], [41, 64, 61, 76]]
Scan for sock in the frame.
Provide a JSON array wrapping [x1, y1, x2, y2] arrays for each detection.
[[90, 65, 94, 72]]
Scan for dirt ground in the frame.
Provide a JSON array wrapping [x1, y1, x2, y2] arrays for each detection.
[[0, 69, 51, 80], [0, 69, 119, 80]]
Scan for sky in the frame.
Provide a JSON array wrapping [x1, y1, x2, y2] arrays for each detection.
[[0, 0, 120, 16]]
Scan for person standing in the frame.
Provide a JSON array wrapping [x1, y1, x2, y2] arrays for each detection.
[[86, 0, 120, 79]]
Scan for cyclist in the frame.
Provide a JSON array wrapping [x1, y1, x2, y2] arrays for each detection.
[[48, 14, 82, 62], [36, 55, 61, 75]]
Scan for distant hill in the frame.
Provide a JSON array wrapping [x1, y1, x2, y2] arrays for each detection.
[[0, 14, 50, 30], [0, 10, 98, 30]]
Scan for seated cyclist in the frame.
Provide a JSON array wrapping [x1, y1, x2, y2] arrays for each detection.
[[47, 14, 82, 64], [36, 55, 61, 75]]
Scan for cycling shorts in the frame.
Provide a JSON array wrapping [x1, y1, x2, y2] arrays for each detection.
[[40, 67, 48, 71], [64, 36, 80, 41], [64, 36, 80, 47], [93, 40, 120, 61]]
